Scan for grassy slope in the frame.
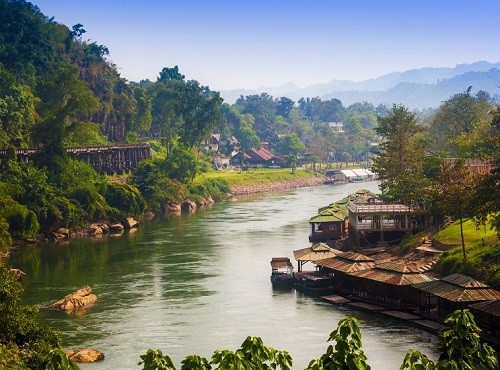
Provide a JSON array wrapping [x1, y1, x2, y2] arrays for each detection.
[[194, 167, 317, 187], [435, 219, 500, 288]]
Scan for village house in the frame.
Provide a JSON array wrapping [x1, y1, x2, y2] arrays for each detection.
[[347, 201, 430, 248], [230, 147, 284, 168], [201, 133, 221, 153], [412, 273, 500, 318]]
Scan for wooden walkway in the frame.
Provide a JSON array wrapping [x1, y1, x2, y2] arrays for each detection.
[[322, 295, 351, 304], [320, 294, 447, 336]]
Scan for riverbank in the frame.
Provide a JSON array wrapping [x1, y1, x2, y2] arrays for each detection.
[[229, 175, 327, 195], [0, 175, 329, 261]]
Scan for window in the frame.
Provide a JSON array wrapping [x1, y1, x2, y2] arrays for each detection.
[[329, 224, 337, 231]]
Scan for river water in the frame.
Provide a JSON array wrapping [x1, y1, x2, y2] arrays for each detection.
[[7, 181, 439, 369]]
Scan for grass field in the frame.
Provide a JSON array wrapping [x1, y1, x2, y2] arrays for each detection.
[[194, 167, 318, 186], [435, 218, 500, 287], [434, 219, 497, 245]]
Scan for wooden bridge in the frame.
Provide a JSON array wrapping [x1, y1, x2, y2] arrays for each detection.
[[0, 144, 152, 174]]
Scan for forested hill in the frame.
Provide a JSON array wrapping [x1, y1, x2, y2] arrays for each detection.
[[0, 0, 151, 147], [220, 62, 500, 109]]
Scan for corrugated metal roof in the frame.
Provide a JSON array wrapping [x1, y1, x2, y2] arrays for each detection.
[[316, 254, 375, 273], [375, 261, 424, 274], [270, 257, 293, 269], [309, 205, 349, 223], [441, 273, 490, 288], [352, 169, 370, 177], [349, 264, 435, 285], [341, 169, 357, 177], [293, 243, 340, 261], [337, 251, 375, 262], [469, 299, 500, 316], [413, 280, 500, 302]]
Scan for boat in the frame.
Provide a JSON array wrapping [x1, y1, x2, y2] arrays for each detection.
[[293, 271, 336, 296], [270, 257, 294, 288]]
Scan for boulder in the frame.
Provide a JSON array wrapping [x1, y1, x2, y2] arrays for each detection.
[[50, 286, 97, 312], [144, 211, 156, 220], [88, 224, 103, 235], [163, 201, 181, 213], [181, 199, 197, 213], [124, 217, 139, 229], [56, 228, 70, 236], [51, 232, 66, 241], [109, 223, 125, 232], [10, 268, 25, 281], [99, 223, 110, 233], [65, 349, 104, 363]]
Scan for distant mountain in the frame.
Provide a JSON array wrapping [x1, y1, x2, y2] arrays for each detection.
[[220, 61, 500, 108]]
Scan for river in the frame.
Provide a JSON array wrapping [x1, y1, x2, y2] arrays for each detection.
[[7, 181, 439, 369]]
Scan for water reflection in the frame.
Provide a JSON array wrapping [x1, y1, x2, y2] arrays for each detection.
[[7, 181, 439, 369]]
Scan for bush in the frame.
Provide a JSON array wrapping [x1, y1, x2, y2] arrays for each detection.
[[0, 268, 63, 369], [105, 183, 146, 217], [0, 219, 12, 255], [0, 196, 39, 238], [55, 157, 106, 194], [131, 159, 188, 210], [52, 196, 84, 228], [188, 178, 230, 201], [68, 186, 109, 221]]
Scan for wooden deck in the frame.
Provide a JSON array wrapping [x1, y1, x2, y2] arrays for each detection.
[[382, 310, 421, 320], [322, 295, 351, 304], [346, 301, 385, 312], [411, 319, 446, 331]]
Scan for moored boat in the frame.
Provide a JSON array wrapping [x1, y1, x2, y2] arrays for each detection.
[[293, 271, 335, 296], [270, 257, 294, 288]]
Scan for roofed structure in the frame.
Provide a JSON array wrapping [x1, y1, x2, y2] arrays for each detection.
[[349, 262, 434, 286], [347, 200, 430, 248], [293, 243, 340, 272], [310, 189, 378, 243], [316, 252, 375, 274], [412, 273, 500, 318], [469, 300, 500, 337], [345, 262, 436, 307]]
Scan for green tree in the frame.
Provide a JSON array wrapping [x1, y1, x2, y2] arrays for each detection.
[[400, 309, 498, 370], [139, 336, 292, 370], [471, 106, 500, 238], [138, 310, 497, 370], [432, 160, 475, 260], [151, 71, 222, 154], [280, 133, 305, 156], [306, 317, 370, 370], [0, 267, 76, 369], [164, 145, 199, 184], [372, 104, 427, 207], [34, 62, 98, 161], [276, 96, 295, 119], [0, 65, 38, 148], [157, 66, 185, 83], [428, 89, 494, 157], [131, 159, 187, 210]]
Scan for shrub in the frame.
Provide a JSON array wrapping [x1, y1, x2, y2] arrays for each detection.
[[68, 186, 109, 221], [188, 178, 230, 201], [0, 196, 39, 238], [105, 183, 147, 217], [0, 268, 63, 369], [0, 219, 12, 254], [131, 159, 188, 210]]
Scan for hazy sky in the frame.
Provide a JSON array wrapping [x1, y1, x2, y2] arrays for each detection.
[[31, 0, 500, 91]]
